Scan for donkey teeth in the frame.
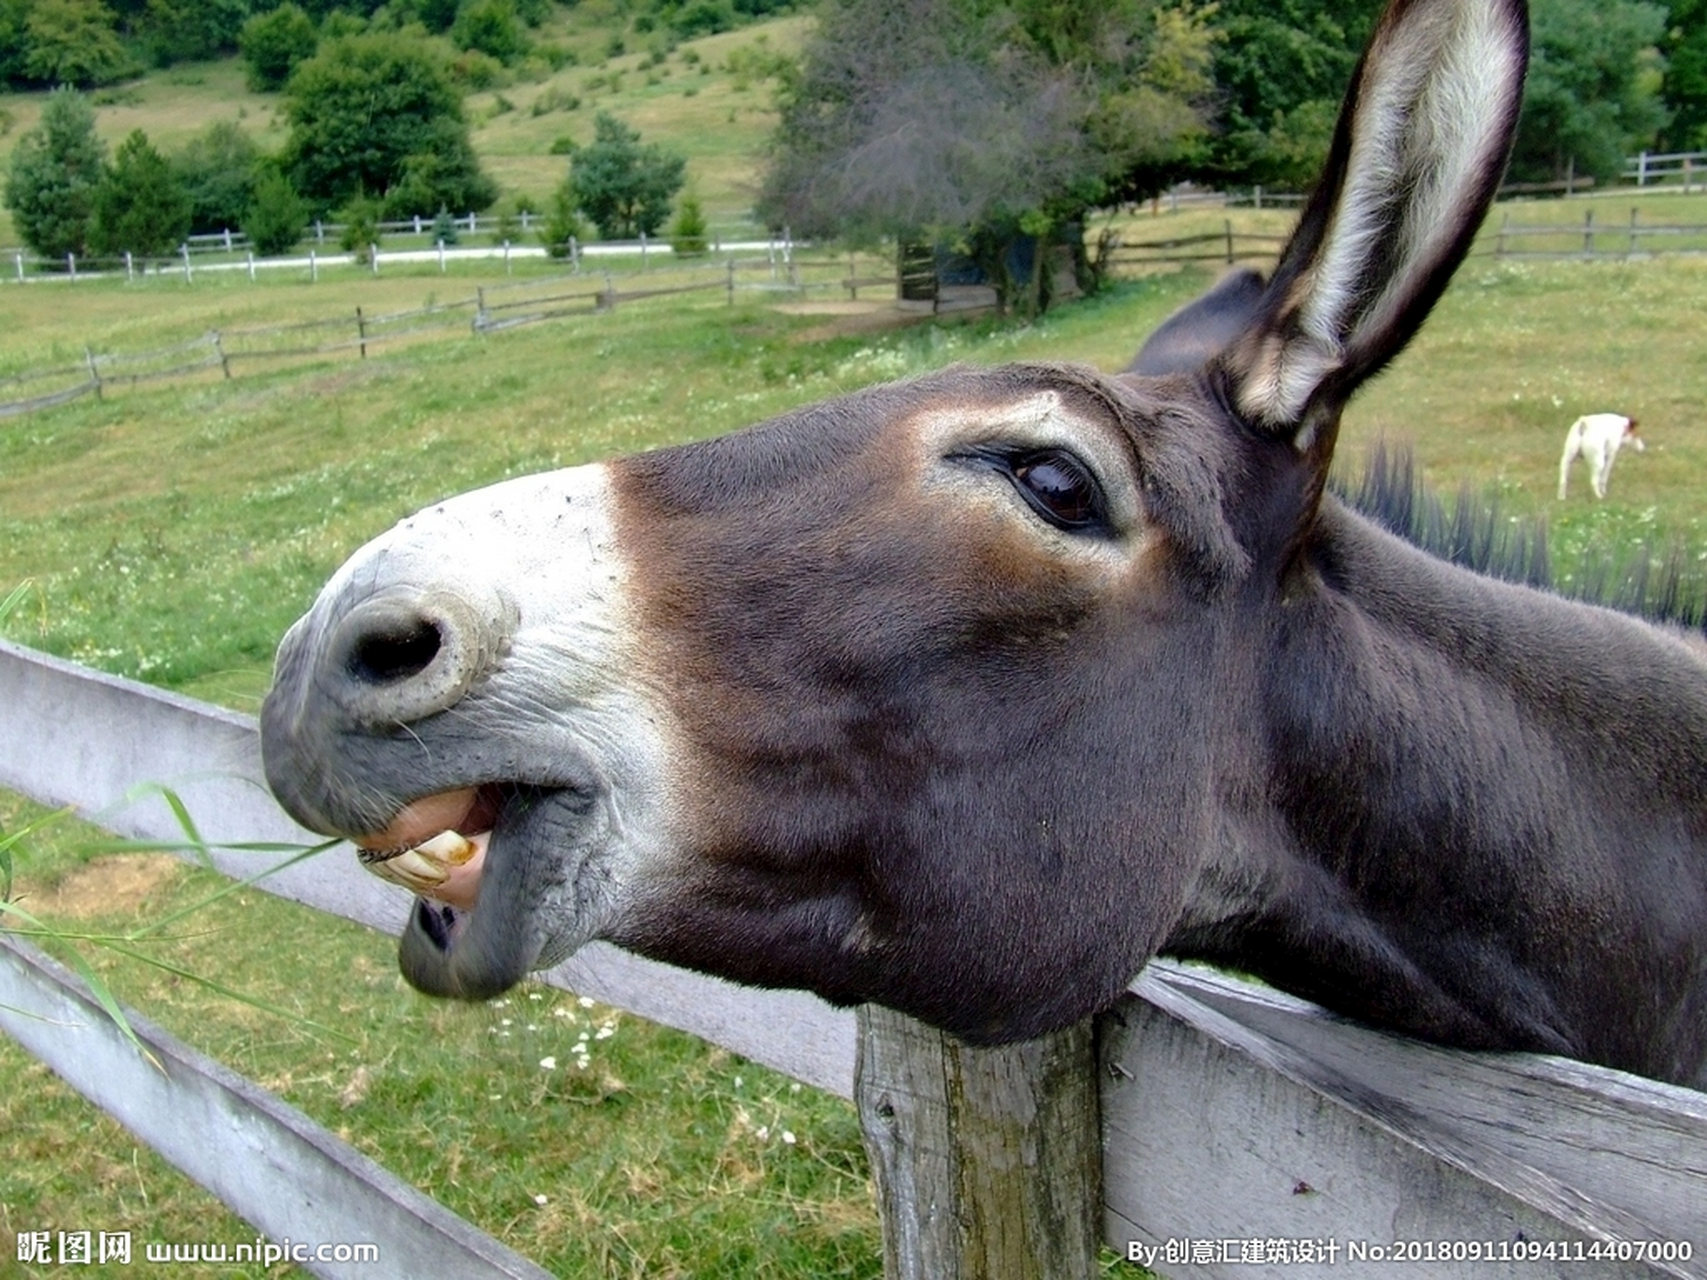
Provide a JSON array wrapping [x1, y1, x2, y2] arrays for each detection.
[[358, 830, 477, 894]]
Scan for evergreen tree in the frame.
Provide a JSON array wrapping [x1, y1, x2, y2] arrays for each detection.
[[3, 86, 107, 259], [669, 191, 708, 256], [243, 166, 308, 255], [540, 177, 585, 256], [571, 112, 686, 239], [90, 129, 192, 256]]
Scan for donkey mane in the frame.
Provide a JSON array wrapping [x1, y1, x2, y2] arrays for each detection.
[[1340, 442, 1707, 635]]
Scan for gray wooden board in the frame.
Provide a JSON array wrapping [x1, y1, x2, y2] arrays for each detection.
[[0, 933, 553, 1280], [1102, 962, 1704, 1279]]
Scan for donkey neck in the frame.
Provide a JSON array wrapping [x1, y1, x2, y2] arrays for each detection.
[[1168, 498, 1707, 1083]]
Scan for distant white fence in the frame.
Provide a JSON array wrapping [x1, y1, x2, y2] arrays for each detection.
[[1, 638, 1704, 1277]]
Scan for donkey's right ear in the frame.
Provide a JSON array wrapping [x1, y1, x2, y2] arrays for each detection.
[[1222, 0, 1529, 456]]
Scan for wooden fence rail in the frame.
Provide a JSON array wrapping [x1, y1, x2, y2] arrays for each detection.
[[0, 253, 891, 419], [2, 637, 1704, 1276]]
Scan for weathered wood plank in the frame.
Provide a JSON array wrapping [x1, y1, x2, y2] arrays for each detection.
[[1101, 963, 1704, 1279], [0, 934, 553, 1280], [856, 1005, 1100, 1280]]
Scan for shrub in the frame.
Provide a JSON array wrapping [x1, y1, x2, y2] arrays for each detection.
[[337, 195, 380, 260], [172, 120, 260, 234], [451, 0, 529, 65], [668, 191, 707, 256], [540, 178, 584, 255]]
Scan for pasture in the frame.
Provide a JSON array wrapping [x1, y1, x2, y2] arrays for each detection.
[[2, 218, 1706, 1274]]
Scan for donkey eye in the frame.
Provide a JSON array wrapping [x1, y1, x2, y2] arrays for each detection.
[[1010, 450, 1106, 532]]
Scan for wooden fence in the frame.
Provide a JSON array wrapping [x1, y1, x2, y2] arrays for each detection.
[[0, 251, 888, 420], [2, 636, 1704, 1277], [1489, 208, 1707, 260]]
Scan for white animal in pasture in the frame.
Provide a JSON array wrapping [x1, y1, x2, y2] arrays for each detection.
[[1558, 413, 1643, 500]]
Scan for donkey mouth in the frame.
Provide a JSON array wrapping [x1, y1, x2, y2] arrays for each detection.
[[354, 778, 603, 1001], [353, 785, 503, 909]]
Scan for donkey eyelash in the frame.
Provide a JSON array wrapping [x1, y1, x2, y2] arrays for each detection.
[[947, 446, 1113, 536]]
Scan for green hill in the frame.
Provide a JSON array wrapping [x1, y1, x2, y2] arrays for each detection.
[[0, 4, 810, 247]]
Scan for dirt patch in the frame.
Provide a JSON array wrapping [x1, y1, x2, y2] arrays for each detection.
[[15, 854, 183, 921], [777, 302, 943, 344]]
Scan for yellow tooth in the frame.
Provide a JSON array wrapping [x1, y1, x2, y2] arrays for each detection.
[[367, 849, 450, 893], [414, 830, 478, 866]]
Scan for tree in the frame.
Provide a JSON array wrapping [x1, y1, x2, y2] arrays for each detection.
[[1661, 0, 1707, 150], [240, 2, 319, 91], [3, 87, 106, 259], [139, 0, 250, 67], [243, 166, 308, 254], [759, 0, 1216, 311], [19, 0, 137, 87], [1509, 0, 1669, 184], [669, 190, 708, 255], [571, 112, 686, 239], [90, 129, 192, 256], [172, 120, 262, 234], [282, 33, 497, 215], [540, 177, 584, 255], [1197, 0, 1378, 188], [451, 0, 529, 64]]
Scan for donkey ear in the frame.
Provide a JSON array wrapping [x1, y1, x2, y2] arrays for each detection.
[[1224, 0, 1529, 453], [1127, 269, 1267, 377]]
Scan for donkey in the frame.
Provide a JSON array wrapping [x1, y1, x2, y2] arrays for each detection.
[[261, 0, 1707, 1089], [1558, 412, 1644, 500]]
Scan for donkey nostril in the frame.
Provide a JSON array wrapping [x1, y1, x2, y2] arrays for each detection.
[[347, 618, 443, 685]]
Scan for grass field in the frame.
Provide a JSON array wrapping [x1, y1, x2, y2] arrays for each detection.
[[2, 184, 1706, 1276]]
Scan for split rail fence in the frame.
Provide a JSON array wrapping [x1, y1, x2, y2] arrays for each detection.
[[2, 637, 1704, 1278], [0, 249, 883, 420]]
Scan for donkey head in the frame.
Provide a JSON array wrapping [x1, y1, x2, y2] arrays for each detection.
[[262, 0, 1529, 1043]]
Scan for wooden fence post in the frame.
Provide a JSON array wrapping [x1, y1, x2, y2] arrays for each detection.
[[356, 306, 367, 359], [1629, 207, 1640, 259], [1583, 207, 1595, 258], [855, 1005, 1100, 1280], [1224, 219, 1234, 264], [727, 258, 736, 305], [1496, 211, 1509, 258], [181, 244, 192, 283], [212, 331, 231, 379]]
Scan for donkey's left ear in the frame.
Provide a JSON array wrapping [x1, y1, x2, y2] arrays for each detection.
[[1223, 0, 1529, 456]]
